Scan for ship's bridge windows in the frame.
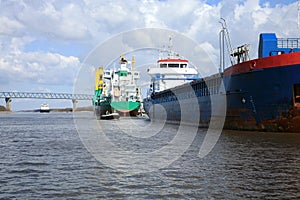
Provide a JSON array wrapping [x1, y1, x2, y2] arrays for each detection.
[[160, 63, 167, 68], [168, 63, 179, 68], [120, 71, 128, 76], [180, 64, 187, 68]]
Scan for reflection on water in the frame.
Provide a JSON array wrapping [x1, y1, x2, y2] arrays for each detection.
[[0, 112, 299, 199]]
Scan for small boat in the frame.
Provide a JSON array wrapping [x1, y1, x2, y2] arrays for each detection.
[[100, 112, 120, 120], [40, 103, 50, 113]]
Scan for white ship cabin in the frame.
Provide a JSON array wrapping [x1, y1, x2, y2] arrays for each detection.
[[40, 103, 50, 112], [103, 56, 141, 102], [103, 68, 140, 82], [103, 58, 140, 81], [147, 58, 198, 93]]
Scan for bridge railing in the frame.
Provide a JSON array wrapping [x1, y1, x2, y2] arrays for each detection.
[[0, 92, 93, 100], [277, 38, 300, 49]]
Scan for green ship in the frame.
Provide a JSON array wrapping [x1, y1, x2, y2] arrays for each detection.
[[103, 55, 142, 116], [93, 66, 116, 119]]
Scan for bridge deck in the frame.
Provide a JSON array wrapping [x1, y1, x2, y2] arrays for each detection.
[[0, 92, 93, 100]]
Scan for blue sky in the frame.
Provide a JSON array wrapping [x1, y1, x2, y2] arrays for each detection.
[[0, 0, 299, 110], [260, 0, 297, 6], [206, 0, 297, 6]]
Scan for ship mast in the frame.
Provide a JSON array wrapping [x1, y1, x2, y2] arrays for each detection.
[[131, 55, 135, 83], [219, 18, 234, 72], [298, 0, 300, 30], [168, 34, 173, 58]]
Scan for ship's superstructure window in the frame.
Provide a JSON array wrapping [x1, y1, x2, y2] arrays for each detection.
[[159, 63, 187, 68], [120, 71, 127, 76], [180, 64, 187, 68], [168, 64, 179, 68]]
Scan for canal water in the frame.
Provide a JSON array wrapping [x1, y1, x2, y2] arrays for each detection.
[[0, 112, 299, 199]]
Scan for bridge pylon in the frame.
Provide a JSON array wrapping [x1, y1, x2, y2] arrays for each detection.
[[72, 99, 78, 112], [5, 97, 12, 111]]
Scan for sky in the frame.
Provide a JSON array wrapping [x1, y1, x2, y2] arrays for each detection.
[[0, 0, 299, 110]]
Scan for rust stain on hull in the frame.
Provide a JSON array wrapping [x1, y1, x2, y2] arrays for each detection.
[[224, 108, 300, 132]]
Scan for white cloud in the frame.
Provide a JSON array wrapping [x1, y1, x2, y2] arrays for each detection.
[[0, 48, 80, 85], [234, 0, 260, 21], [252, 8, 272, 29], [0, 0, 299, 96], [13, 2, 89, 40], [186, 3, 221, 40], [0, 16, 24, 36]]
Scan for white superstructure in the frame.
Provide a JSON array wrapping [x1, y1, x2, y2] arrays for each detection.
[[147, 51, 199, 95], [103, 55, 141, 103]]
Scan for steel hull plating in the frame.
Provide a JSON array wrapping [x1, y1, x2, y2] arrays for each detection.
[[224, 64, 300, 132], [116, 108, 140, 117], [144, 64, 300, 132], [110, 101, 140, 117], [40, 109, 50, 113], [95, 103, 139, 118]]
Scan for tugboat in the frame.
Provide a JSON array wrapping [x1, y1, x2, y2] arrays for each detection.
[[103, 55, 142, 116]]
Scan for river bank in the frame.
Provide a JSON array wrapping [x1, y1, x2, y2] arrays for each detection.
[[0, 105, 11, 113], [0, 105, 93, 113]]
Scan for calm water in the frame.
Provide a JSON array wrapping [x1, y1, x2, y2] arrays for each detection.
[[0, 112, 300, 199]]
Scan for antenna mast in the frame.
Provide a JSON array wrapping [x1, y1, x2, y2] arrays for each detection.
[[168, 34, 174, 58], [298, 0, 300, 29], [219, 18, 235, 72]]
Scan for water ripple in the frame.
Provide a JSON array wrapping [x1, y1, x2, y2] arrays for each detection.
[[0, 112, 299, 199]]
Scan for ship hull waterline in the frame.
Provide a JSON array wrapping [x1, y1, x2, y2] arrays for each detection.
[[110, 101, 140, 117], [143, 63, 300, 133], [95, 101, 140, 119]]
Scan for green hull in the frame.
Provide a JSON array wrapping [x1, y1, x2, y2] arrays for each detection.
[[110, 101, 140, 112], [94, 96, 112, 120]]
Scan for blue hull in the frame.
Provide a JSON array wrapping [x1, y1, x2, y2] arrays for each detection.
[[143, 64, 300, 132]]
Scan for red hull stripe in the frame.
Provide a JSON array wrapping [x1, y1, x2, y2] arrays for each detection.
[[224, 52, 300, 76], [158, 59, 188, 63]]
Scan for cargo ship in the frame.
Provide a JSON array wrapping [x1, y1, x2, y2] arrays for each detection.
[[93, 56, 142, 119], [103, 55, 142, 116], [143, 27, 300, 132]]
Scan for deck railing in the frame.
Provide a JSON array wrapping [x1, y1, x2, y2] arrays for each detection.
[[277, 38, 300, 49], [0, 92, 93, 100]]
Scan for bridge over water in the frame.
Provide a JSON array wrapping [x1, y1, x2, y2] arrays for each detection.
[[0, 92, 93, 111]]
